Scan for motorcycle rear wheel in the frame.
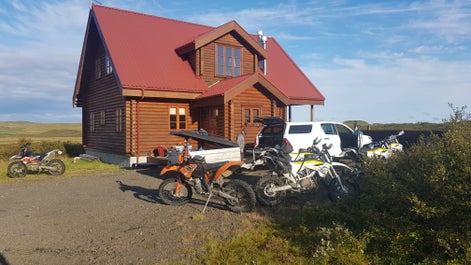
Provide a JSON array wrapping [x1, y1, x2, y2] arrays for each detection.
[[222, 179, 256, 213], [159, 176, 193, 206], [7, 161, 27, 178], [255, 175, 286, 207], [46, 159, 66, 176]]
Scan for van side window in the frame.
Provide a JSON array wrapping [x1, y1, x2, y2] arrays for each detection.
[[288, 125, 312, 134], [321, 123, 337, 135]]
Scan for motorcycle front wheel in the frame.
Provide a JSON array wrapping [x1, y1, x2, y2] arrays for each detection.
[[7, 161, 27, 178], [46, 159, 66, 175], [325, 174, 354, 202], [159, 177, 193, 206], [222, 179, 256, 213], [255, 175, 286, 207]]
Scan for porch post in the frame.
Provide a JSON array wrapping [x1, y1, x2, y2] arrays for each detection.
[[288, 105, 292, 122], [310, 104, 314, 121]]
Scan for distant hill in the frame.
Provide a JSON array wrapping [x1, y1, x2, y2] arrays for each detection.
[[0, 121, 82, 145]]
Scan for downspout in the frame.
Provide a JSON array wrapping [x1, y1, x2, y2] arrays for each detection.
[[136, 88, 145, 165]]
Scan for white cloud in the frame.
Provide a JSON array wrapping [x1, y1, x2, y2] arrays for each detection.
[[301, 54, 470, 123]]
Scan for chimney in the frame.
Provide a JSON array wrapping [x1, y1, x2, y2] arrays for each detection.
[[257, 30, 267, 75]]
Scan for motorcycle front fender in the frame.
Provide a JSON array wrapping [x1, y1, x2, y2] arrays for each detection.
[[160, 165, 181, 176], [331, 161, 354, 172], [10, 155, 22, 160]]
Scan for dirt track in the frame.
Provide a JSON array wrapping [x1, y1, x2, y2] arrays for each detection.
[[0, 168, 257, 265]]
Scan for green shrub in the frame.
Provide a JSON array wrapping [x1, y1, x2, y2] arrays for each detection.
[[0, 139, 84, 160], [194, 105, 470, 265]]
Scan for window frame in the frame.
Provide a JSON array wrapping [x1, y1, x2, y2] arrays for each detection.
[[243, 107, 261, 125], [95, 58, 102, 79], [105, 55, 113, 75], [99, 111, 106, 126], [216, 44, 242, 77], [115, 108, 123, 132], [169, 107, 187, 130], [89, 112, 95, 132]]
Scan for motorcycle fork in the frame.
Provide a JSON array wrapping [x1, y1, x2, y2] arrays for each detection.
[[328, 168, 348, 193]]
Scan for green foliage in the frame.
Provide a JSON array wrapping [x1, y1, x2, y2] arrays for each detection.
[[0, 139, 84, 160], [194, 105, 470, 265]]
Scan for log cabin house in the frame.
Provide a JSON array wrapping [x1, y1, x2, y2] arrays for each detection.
[[73, 4, 325, 166]]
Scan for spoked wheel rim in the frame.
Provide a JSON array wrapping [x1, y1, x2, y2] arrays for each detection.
[[7, 162, 27, 178], [158, 177, 192, 206]]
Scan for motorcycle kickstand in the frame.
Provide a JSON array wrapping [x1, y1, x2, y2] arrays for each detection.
[[202, 190, 213, 214]]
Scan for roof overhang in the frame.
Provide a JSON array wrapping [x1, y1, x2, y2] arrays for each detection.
[[123, 87, 201, 100]]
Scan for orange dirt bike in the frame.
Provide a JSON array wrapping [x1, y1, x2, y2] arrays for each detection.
[[7, 143, 65, 178], [158, 137, 256, 213]]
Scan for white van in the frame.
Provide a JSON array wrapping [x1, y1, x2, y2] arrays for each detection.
[[254, 117, 372, 157]]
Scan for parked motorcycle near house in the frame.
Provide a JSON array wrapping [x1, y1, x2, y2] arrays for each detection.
[[246, 138, 358, 206], [7, 143, 66, 178], [158, 136, 256, 213]]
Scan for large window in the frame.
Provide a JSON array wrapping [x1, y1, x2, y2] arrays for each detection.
[[216, 45, 241, 76], [169, 107, 186, 130]]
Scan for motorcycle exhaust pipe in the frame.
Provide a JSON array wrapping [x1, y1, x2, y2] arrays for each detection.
[[268, 184, 293, 192], [213, 190, 239, 202]]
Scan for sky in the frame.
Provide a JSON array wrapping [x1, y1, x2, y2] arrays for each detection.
[[0, 0, 469, 124]]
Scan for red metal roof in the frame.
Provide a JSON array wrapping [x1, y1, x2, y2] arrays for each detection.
[[92, 4, 209, 92], [86, 4, 324, 104]]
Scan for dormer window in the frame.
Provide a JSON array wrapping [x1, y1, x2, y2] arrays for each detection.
[[216, 45, 241, 77]]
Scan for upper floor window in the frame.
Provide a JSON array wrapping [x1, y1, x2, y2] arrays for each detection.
[[105, 55, 113, 75], [216, 45, 241, 77], [95, 58, 102, 79]]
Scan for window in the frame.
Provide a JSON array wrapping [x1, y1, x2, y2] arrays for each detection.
[[89, 112, 95, 132], [105, 55, 113, 75], [95, 58, 102, 79], [99, 111, 106, 126], [216, 45, 241, 76], [243, 107, 261, 125], [169, 107, 186, 130], [115, 108, 122, 132], [321, 123, 337, 135], [288, 125, 313, 134]]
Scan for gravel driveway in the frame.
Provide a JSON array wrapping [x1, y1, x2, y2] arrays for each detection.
[[0, 168, 256, 265]]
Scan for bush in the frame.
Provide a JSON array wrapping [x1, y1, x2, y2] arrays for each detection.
[[194, 105, 470, 265], [0, 139, 84, 160], [297, 105, 471, 264]]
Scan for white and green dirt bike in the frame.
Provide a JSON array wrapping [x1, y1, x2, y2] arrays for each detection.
[[244, 138, 359, 206]]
